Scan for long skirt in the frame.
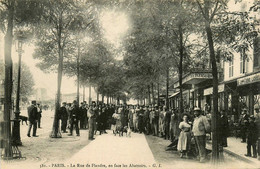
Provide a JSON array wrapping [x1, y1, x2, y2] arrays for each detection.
[[177, 131, 191, 151]]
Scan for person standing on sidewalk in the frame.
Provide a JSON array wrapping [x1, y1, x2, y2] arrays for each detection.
[[245, 115, 258, 158], [60, 102, 68, 133], [192, 107, 210, 163], [27, 100, 38, 137], [68, 100, 80, 136], [219, 110, 229, 147], [88, 103, 96, 140], [178, 114, 191, 158], [37, 103, 42, 128], [239, 108, 249, 143]]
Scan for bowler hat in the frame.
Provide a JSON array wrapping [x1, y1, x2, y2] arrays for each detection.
[[194, 107, 201, 111]]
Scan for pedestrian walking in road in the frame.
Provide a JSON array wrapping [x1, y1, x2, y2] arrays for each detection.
[[159, 106, 166, 138], [68, 100, 80, 136], [164, 107, 171, 140], [60, 102, 68, 133], [133, 105, 139, 132], [144, 106, 151, 135], [88, 103, 97, 140], [79, 102, 88, 129], [170, 109, 179, 143], [37, 103, 42, 128], [66, 103, 72, 129], [219, 110, 229, 147], [239, 108, 249, 143], [178, 114, 191, 158], [128, 106, 134, 130], [27, 100, 38, 137], [192, 107, 210, 163], [138, 106, 145, 133], [245, 115, 258, 158]]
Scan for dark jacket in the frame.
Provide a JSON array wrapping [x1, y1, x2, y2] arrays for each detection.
[[27, 105, 38, 122], [60, 106, 68, 120], [219, 114, 229, 137], [70, 105, 80, 121], [247, 121, 258, 142]]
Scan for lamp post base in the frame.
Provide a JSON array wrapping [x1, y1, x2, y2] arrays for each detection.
[[11, 119, 22, 146]]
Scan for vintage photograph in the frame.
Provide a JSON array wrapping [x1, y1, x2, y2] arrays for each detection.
[[0, 0, 260, 169]]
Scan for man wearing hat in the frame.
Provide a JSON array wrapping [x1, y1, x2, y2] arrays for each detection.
[[68, 100, 80, 136], [192, 107, 210, 163], [60, 102, 68, 133], [245, 115, 258, 158], [239, 108, 249, 143], [27, 100, 38, 137]]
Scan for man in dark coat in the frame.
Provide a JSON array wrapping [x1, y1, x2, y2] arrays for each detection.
[[144, 106, 151, 135], [60, 102, 68, 133], [245, 115, 258, 158], [219, 110, 229, 147], [37, 103, 42, 128], [27, 100, 38, 137], [68, 100, 80, 136], [240, 108, 249, 143], [164, 107, 172, 140]]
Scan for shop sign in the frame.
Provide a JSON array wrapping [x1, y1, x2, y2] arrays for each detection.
[[204, 84, 225, 96], [237, 73, 260, 86], [174, 72, 213, 88], [183, 72, 213, 84]]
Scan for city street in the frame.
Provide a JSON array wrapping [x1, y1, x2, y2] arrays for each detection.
[[1, 110, 257, 169], [1, 1, 260, 169]]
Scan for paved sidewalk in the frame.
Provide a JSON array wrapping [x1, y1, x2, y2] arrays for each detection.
[[223, 137, 260, 164], [66, 132, 156, 169]]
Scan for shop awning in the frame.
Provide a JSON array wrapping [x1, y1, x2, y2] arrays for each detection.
[[174, 70, 213, 88], [237, 72, 260, 86], [169, 92, 180, 98], [204, 84, 225, 96]]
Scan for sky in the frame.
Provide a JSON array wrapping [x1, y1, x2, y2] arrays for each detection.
[[0, 9, 131, 100]]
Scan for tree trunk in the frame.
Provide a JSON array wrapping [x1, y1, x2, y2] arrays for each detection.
[[151, 83, 155, 105], [96, 89, 99, 104], [3, 0, 15, 158], [102, 93, 104, 105], [76, 45, 80, 104], [89, 85, 91, 105], [50, 15, 63, 138], [178, 23, 184, 121], [83, 86, 85, 102], [147, 85, 151, 105], [157, 77, 160, 106], [204, 0, 220, 163], [166, 66, 169, 109]]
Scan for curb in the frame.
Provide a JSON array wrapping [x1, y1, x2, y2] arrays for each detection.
[[222, 148, 254, 164]]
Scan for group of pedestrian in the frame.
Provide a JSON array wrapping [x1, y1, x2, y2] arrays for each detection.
[[239, 107, 259, 159], [27, 100, 42, 137], [59, 101, 113, 140]]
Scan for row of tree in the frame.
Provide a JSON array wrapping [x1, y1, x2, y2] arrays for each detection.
[[1, 0, 259, 161]]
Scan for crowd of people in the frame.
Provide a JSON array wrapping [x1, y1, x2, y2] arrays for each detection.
[[26, 100, 260, 162]]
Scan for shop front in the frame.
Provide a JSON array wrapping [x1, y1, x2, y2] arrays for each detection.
[[172, 69, 220, 111], [237, 71, 260, 116]]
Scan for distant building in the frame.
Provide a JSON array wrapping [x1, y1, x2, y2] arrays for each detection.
[[33, 88, 48, 102], [61, 93, 86, 104]]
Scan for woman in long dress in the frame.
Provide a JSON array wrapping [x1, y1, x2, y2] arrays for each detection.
[[177, 114, 191, 158]]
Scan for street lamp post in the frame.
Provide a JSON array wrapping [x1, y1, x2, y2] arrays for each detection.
[[11, 34, 24, 146]]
